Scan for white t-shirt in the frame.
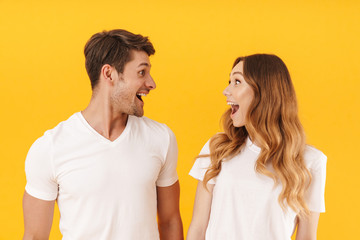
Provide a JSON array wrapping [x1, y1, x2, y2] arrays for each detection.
[[189, 137, 327, 240], [25, 112, 179, 240]]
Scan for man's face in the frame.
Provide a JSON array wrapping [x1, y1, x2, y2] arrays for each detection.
[[111, 50, 156, 117]]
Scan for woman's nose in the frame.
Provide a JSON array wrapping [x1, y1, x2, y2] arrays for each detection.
[[223, 85, 231, 96]]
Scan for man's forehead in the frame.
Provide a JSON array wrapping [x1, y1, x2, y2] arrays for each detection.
[[137, 62, 151, 68], [128, 50, 151, 66]]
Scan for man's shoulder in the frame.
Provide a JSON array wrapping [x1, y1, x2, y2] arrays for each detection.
[[27, 113, 79, 155], [35, 112, 80, 143], [130, 116, 174, 140], [131, 116, 170, 131]]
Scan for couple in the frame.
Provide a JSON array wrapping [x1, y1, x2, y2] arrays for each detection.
[[23, 29, 326, 240]]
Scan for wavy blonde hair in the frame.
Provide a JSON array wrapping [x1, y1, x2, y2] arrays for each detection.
[[202, 54, 311, 217]]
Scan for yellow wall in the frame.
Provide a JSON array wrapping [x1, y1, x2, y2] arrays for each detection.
[[1, 0, 359, 239]]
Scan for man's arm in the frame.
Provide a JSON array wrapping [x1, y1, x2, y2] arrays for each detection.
[[295, 212, 320, 240], [157, 180, 183, 240], [186, 181, 213, 240], [23, 191, 55, 240]]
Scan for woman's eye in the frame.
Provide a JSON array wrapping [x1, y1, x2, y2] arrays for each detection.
[[228, 80, 231, 85], [235, 80, 241, 85]]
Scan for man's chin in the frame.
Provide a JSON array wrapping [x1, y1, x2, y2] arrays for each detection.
[[133, 109, 144, 117], [128, 105, 144, 117]]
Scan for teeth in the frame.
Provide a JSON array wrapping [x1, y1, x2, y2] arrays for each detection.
[[227, 102, 238, 106], [136, 93, 147, 96]]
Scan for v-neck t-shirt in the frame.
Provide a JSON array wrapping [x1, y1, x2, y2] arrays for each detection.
[[25, 112, 179, 240]]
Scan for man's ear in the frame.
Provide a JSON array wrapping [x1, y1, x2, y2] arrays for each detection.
[[100, 64, 114, 84]]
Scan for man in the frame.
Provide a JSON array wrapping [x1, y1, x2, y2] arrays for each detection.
[[23, 29, 183, 240]]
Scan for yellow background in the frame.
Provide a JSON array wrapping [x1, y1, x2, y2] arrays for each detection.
[[1, 0, 359, 239]]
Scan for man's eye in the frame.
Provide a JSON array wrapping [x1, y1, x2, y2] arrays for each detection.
[[139, 70, 145, 76]]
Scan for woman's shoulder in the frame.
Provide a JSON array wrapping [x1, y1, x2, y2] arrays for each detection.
[[303, 145, 327, 171], [198, 133, 223, 154]]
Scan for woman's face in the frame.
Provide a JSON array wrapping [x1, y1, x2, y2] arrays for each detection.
[[223, 61, 254, 127]]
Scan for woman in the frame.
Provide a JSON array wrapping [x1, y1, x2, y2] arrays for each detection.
[[187, 54, 327, 240]]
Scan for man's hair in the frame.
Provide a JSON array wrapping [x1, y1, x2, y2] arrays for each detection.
[[84, 29, 155, 89]]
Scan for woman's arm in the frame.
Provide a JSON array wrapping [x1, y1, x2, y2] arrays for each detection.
[[295, 212, 320, 240], [187, 181, 214, 240]]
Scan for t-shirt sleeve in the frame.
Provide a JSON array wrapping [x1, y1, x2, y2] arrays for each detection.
[[24, 134, 58, 201], [156, 127, 179, 187], [305, 150, 327, 213], [189, 140, 216, 184]]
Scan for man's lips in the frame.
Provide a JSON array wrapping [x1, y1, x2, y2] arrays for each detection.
[[136, 92, 148, 102]]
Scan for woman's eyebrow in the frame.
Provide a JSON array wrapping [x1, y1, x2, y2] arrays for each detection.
[[231, 71, 243, 76]]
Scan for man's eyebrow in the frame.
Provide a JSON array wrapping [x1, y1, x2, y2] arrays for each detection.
[[138, 63, 151, 67], [231, 71, 243, 76]]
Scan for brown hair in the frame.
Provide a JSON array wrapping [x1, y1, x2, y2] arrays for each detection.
[[203, 54, 311, 217], [84, 29, 155, 89]]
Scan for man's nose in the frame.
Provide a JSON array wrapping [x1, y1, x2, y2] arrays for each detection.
[[146, 76, 156, 90]]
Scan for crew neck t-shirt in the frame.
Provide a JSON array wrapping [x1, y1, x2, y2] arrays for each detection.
[[189, 137, 327, 240], [25, 112, 179, 240]]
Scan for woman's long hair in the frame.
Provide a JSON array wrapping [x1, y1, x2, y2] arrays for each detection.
[[203, 54, 311, 217]]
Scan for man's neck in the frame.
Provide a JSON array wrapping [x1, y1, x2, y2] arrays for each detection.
[[81, 95, 128, 141]]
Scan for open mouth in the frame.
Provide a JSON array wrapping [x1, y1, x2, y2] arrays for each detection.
[[136, 93, 147, 102], [227, 102, 239, 115]]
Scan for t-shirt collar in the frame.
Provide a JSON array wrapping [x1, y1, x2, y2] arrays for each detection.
[[246, 136, 261, 153]]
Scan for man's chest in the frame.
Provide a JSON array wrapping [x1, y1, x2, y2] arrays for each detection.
[[53, 143, 163, 198]]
